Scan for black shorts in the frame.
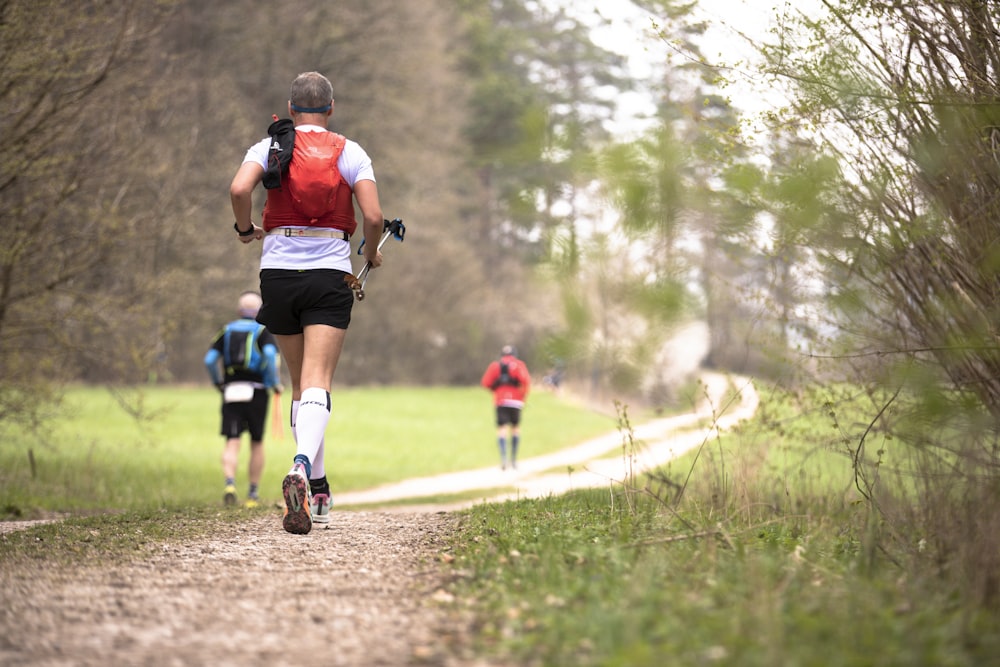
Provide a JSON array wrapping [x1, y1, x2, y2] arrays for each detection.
[[221, 388, 269, 440], [256, 268, 354, 335], [496, 406, 522, 427]]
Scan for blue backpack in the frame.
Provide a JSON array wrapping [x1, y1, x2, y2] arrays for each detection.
[[222, 320, 266, 375]]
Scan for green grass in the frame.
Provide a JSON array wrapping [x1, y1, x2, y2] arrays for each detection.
[[445, 383, 1000, 666], [4, 381, 999, 665], [449, 493, 1000, 667], [0, 384, 615, 517], [327, 385, 616, 488]]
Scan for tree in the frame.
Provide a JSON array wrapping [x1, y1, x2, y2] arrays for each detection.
[[761, 0, 1000, 416], [0, 0, 628, 397], [577, 0, 780, 401], [760, 0, 1000, 610], [0, 0, 177, 424], [457, 0, 628, 268], [455, 0, 549, 269]]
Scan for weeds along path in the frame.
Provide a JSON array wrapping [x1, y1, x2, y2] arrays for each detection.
[[0, 373, 757, 666]]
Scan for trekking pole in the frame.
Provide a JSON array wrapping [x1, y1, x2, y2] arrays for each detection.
[[345, 218, 405, 301]]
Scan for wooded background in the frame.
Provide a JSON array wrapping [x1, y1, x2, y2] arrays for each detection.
[[6, 0, 1000, 617], [3, 0, 1000, 433]]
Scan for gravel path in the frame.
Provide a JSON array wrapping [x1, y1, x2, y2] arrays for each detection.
[[0, 512, 468, 667], [0, 374, 757, 666]]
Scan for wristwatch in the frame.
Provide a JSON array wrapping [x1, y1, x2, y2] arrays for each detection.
[[234, 222, 254, 236]]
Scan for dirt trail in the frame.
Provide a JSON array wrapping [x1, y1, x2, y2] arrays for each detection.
[[0, 513, 464, 667], [339, 373, 758, 511], [0, 374, 757, 666]]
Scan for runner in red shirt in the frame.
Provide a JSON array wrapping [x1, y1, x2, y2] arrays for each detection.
[[480, 345, 531, 470]]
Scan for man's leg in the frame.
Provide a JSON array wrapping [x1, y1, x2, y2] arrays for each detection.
[[292, 324, 345, 471], [275, 325, 346, 534], [222, 436, 241, 505], [273, 333, 304, 399], [510, 425, 521, 469], [271, 332, 310, 532], [308, 439, 332, 524], [247, 439, 264, 504], [496, 425, 508, 469]]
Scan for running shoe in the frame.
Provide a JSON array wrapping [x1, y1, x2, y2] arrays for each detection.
[[223, 484, 238, 506], [311, 493, 331, 525], [244, 497, 259, 509], [281, 463, 312, 534]]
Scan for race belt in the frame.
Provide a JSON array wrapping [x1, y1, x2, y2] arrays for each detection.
[[268, 228, 349, 240]]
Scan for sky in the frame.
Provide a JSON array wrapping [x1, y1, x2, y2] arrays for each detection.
[[535, 0, 827, 236], [532, 0, 828, 246], [570, 0, 822, 135]]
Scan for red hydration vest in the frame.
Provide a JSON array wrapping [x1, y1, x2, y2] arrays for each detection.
[[262, 130, 356, 235]]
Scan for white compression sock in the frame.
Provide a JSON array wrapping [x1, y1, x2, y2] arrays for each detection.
[[291, 398, 326, 478], [295, 387, 331, 471], [312, 439, 326, 480]]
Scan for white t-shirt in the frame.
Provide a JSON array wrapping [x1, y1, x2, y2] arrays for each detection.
[[242, 124, 376, 272]]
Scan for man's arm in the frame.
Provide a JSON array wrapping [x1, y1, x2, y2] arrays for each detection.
[[354, 179, 384, 266], [262, 343, 281, 391], [481, 363, 498, 390], [204, 348, 224, 388], [518, 362, 531, 395], [230, 162, 265, 242]]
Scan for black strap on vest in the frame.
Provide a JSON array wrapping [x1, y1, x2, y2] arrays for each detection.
[[263, 118, 295, 190]]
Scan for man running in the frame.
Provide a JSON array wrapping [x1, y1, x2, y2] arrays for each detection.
[[229, 71, 387, 534], [481, 345, 531, 470]]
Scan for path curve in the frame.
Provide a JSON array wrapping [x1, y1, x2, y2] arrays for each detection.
[[337, 373, 758, 511]]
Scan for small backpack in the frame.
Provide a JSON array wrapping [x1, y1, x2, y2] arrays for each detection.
[[262, 117, 347, 219], [222, 320, 266, 375], [493, 360, 521, 389]]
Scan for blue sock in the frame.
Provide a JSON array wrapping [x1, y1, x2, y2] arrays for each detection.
[[498, 437, 507, 462], [225, 477, 235, 487], [511, 435, 519, 463], [293, 454, 312, 479]]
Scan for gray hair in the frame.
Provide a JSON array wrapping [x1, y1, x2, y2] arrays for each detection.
[[289, 72, 333, 111]]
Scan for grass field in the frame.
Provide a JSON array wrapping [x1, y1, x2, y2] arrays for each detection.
[[0, 384, 616, 516], [3, 382, 999, 665], [448, 383, 1000, 666]]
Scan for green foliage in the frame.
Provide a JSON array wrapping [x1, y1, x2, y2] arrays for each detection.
[[758, 0, 1000, 424], [457, 0, 547, 170]]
